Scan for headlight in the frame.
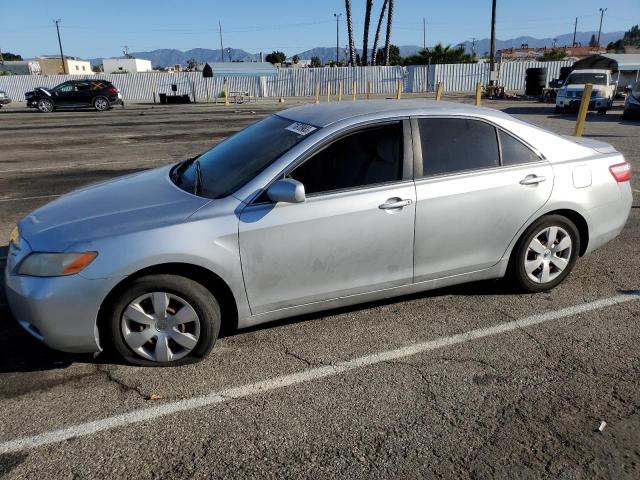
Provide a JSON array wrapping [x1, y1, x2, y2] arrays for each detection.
[[9, 226, 19, 246], [17, 252, 97, 277]]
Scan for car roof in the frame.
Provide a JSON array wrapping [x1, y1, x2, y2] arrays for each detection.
[[278, 99, 511, 128], [569, 69, 610, 74]]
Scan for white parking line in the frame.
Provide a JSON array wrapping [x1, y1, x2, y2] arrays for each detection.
[[0, 292, 638, 454]]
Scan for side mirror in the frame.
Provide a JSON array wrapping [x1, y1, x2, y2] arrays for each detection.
[[266, 179, 305, 204]]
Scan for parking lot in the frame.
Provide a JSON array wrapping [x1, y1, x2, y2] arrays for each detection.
[[0, 97, 639, 479]]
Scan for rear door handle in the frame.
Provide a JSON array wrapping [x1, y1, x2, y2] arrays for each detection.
[[519, 175, 546, 185], [379, 198, 412, 210]]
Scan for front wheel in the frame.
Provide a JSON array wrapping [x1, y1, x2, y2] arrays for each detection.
[[511, 215, 580, 293], [107, 275, 221, 366], [93, 96, 110, 111], [37, 98, 54, 113]]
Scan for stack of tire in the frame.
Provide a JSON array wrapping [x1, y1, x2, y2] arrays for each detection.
[[525, 67, 547, 96]]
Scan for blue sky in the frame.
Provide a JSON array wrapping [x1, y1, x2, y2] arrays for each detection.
[[2, 0, 638, 58]]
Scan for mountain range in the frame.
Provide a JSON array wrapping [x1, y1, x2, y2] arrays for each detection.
[[89, 30, 624, 67]]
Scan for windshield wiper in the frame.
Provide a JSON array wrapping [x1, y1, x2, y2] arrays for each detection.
[[193, 159, 203, 195]]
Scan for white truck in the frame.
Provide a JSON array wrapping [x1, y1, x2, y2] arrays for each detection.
[[555, 69, 616, 114]]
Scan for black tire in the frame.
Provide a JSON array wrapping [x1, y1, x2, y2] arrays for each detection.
[[510, 215, 580, 293], [37, 98, 54, 113], [597, 108, 607, 115], [93, 96, 110, 111], [554, 105, 563, 114], [106, 274, 221, 366]]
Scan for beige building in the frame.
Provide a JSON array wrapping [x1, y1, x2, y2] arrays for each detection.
[[37, 56, 92, 75]]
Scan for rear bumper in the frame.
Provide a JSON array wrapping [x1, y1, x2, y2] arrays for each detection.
[[4, 267, 115, 353], [584, 182, 633, 254]]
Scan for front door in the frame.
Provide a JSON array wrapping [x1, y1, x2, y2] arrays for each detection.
[[239, 121, 416, 315], [412, 117, 553, 281]]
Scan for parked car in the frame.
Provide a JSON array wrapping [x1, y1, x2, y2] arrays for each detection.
[[5, 101, 632, 366], [25, 79, 123, 113], [0, 90, 11, 108], [623, 81, 640, 119], [555, 69, 616, 114]]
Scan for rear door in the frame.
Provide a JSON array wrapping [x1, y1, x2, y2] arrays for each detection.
[[238, 121, 416, 314], [412, 117, 553, 281]]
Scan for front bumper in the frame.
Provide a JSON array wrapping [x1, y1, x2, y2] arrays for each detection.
[[4, 263, 114, 353], [0, 97, 10, 105], [556, 96, 611, 111]]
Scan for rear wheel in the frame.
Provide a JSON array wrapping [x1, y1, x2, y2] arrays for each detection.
[[107, 275, 221, 366], [597, 108, 607, 115], [93, 96, 110, 111], [554, 105, 564, 114], [37, 98, 54, 113], [511, 215, 580, 293]]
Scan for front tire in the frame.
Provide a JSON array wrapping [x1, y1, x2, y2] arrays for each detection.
[[511, 215, 580, 293], [106, 275, 221, 366], [37, 98, 54, 113]]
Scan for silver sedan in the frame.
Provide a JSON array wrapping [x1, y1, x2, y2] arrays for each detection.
[[5, 100, 632, 365]]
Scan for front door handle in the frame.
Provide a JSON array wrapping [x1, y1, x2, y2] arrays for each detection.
[[379, 198, 412, 210], [519, 175, 546, 185]]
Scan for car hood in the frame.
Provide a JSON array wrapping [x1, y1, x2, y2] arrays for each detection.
[[19, 165, 211, 252]]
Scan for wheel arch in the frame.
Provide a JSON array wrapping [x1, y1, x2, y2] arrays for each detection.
[[97, 262, 239, 347], [542, 208, 589, 256]]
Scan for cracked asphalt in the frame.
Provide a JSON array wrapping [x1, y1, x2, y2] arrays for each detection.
[[0, 96, 639, 479]]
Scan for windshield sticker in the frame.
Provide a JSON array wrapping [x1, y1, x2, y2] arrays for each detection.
[[286, 122, 317, 136]]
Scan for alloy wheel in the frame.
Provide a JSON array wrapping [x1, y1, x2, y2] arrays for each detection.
[[95, 98, 109, 111], [38, 100, 53, 113], [121, 291, 201, 362], [524, 226, 572, 284]]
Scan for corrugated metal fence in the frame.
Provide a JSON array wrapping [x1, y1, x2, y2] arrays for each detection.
[[0, 61, 572, 101]]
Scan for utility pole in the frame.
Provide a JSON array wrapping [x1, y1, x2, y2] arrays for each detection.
[[218, 21, 224, 62], [572, 17, 578, 47], [423, 18, 426, 50], [471, 37, 477, 58], [54, 19, 66, 74], [334, 13, 342, 64], [227, 48, 232, 62], [489, 0, 497, 85], [597, 8, 607, 47]]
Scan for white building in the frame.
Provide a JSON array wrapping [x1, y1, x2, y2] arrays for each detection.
[[102, 58, 153, 74]]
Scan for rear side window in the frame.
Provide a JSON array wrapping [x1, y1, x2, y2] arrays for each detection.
[[418, 118, 499, 177], [288, 123, 403, 195], [499, 130, 540, 165]]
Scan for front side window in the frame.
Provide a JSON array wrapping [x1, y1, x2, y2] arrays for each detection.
[[288, 123, 403, 195], [499, 130, 540, 166], [418, 118, 499, 177], [173, 115, 315, 199]]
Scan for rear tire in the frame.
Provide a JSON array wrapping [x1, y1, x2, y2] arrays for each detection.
[[597, 108, 607, 115], [554, 105, 564, 114], [106, 274, 221, 366], [93, 96, 110, 111], [510, 215, 580, 293]]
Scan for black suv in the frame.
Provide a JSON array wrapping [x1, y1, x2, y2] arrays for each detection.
[[26, 79, 123, 113]]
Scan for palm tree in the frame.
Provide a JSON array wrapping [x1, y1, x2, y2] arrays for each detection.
[[361, 0, 374, 66], [371, 0, 388, 65], [384, 0, 394, 65], [345, 0, 356, 66]]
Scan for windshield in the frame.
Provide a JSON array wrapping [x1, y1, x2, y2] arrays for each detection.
[[173, 115, 317, 199], [565, 72, 608, 86]]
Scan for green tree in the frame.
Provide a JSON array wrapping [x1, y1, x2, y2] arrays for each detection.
[[0, 51, 22, 61], [607, 25, 640, 51], [539, 49, 568, 61], [92, 64, 104, 73], [310, 56, 322, 68], [292, 54, 300, 64], [265, 51, 286, 65], [186, 58, 198, 70], [589, 34, 598, 47], [402, 43, 473, 65], [376, 45, 401, 65]]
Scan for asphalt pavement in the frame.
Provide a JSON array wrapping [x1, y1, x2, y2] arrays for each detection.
[[0, 97, 639, 479]]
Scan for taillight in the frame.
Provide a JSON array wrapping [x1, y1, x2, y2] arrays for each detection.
[[107, 86, 118, 94], [609, 162, 631, 182]]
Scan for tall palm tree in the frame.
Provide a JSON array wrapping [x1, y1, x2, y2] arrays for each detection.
[[383, 0, 394, 65], [345, 0, 356, 66], [371, 0, 388, 65], [361, 0, 374, 66]]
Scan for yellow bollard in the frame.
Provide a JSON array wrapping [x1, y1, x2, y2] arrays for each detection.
[[475, 81, 482, 106], [366, 80, 371, 100], [352, 80, 357, 101], [435, 81, 443, 101], [396, 79, 403, 100], [326, 81, 331, 102], [224, 80, 229, 106], [338, 81, 343, 102], [315, 82, 320, 104], [574, 83, 593, 137]]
